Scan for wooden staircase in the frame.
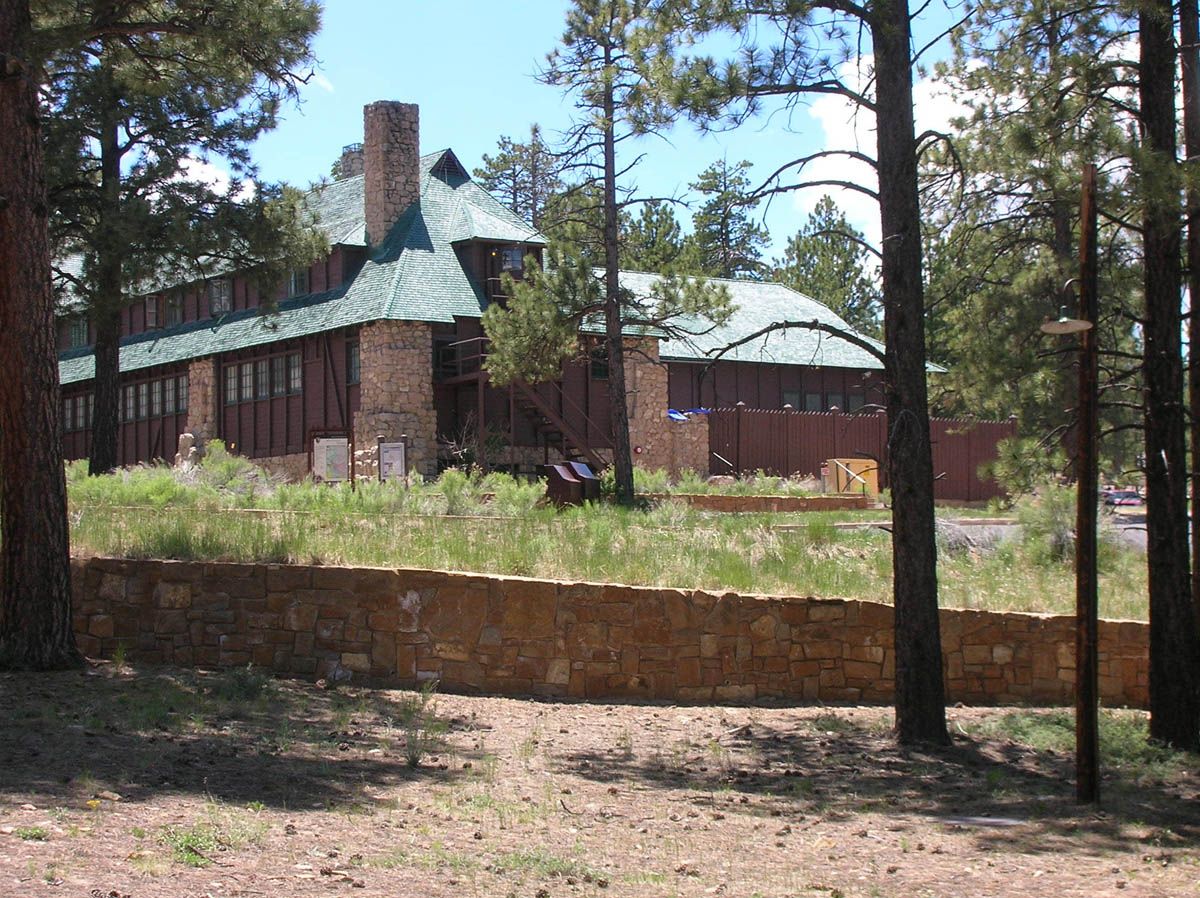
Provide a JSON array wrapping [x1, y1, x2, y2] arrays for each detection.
[[512, 381, 607, 472]]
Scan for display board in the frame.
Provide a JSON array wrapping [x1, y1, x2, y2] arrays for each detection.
[[379, 441, 407, 482], [312, 436, 350, 482]]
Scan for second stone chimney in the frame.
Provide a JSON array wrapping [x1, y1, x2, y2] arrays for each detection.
[[363, 101, 420, 247]]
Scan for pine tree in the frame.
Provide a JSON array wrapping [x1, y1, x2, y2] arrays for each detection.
[[689, 159, 768, 278], [41, 0, 325, 476], [665, 0, 949, 744], [473, 125, 564, 231], [0, 0, 77, 669], [924, 0, 1140, 471], [620, 200, 700, 273], [484, 0, 727, 505], [774, 195, 880, 336]]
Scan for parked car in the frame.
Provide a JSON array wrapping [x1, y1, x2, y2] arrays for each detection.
[[1102, 489, 1143, 507]]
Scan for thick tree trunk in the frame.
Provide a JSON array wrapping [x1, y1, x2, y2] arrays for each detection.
[[601, 59, 635, 506], [0, 0, 81, 669], [1140, 0, 1200, 751], [873, 0, 948, 744], [1181, 0, 1200, 624], [88, 80, 123, 475]]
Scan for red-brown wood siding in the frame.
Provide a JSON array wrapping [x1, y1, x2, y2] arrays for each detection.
[[219, 329, 360, 459], [61, 362, 191, 466]]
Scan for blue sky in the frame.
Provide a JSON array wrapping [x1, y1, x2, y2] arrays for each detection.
[[249, 1, 963, 258]]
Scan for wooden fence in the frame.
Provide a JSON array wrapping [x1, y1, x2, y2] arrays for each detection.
[[707, 407, 1016, 502]]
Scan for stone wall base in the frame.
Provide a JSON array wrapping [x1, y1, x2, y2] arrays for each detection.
[[71, 557, 1149, 708]]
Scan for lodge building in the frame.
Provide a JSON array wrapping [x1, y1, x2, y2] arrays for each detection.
[[56, 100, 971, 486]]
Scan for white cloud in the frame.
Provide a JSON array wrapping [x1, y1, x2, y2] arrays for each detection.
[[179, 156, 256, 202], [311, 72, 335, 94], [792, 56, 972, 250]]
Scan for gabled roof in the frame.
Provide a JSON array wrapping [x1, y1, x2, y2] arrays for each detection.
[[59, 149, 547, 385], [617, 270, 943, 373]]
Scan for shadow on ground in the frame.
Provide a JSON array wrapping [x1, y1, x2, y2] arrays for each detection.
[[558, 709, 1200, 858], [0, 666, 469, 812]]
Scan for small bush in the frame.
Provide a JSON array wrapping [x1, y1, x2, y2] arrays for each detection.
[[1016, 482, 1076, 564]]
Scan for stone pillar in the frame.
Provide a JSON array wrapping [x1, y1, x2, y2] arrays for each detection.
[[363, 101, 420, 247], [626, 338, 710, 477], [354, 320, 437, 478], [185, 356, 217, 445]]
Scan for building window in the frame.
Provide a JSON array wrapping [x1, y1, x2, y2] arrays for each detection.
[[63, 398, 73, 432], [804, 392, 822, 412], [782, 389, 801, 409], [224, 365, 238, 405], [177, 375, 189, 412], [240, 362, 253, 402], [208, 278, 232, 316], [145, 296, 160, 330], [75, 396, 84, 431], [86, 394, 94, 428], [434, 338, 457, 380], [68, 317, 88, 349], [827, 392, 844, 412], [123, 385, 136, 423], [287, 268, 310, 298], [164, 377, 176, 415], [255, 359, 269, 399], [137, 382, 149, 419], [347, 340, 360, 385], [150, 379, 162, 417], [590, 346, 609, 380], [287, 352, 302, 394], [166, 293, 183, 327], [501, 246, 524, 273], [271, 356, 286, 396], [848, 393, 866, 413]]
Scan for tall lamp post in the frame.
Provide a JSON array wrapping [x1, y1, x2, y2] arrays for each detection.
[[1041, 163, 1100, 803]]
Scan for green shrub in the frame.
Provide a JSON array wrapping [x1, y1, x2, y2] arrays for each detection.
[[1016, 481, 1076, 564]]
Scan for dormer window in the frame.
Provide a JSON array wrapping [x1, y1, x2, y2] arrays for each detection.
[[501, 247, 524, 273], [145, 296, 160, 329], [166, 292, 183, 327], [68, 316, 88, 349], [208, 278, 232, 316], [287, 268, 310, 298]]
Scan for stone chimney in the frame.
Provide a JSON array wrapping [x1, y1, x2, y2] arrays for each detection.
[[336, 143, 364, 179], [363, 101, 420, 247]]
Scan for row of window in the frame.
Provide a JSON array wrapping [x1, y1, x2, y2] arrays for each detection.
[[63, 374, 190, 431], [65, 270, 315, 350], [62, 394, 94, 432], [781, 390, 867, 413], [225, 354, 303, 405], [123, 375, 190, 423]]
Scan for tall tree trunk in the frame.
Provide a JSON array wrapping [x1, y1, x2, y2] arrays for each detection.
[[601, 55, 635, 505], [1181, 0, 1200, 624], [873, 0, 948, 744], [88, 72, 123, 475], [0, 0, 81, 669], [1140, 0, 1200, 751]]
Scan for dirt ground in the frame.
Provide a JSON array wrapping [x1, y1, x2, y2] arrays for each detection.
[[1, 666, 1197, 898]]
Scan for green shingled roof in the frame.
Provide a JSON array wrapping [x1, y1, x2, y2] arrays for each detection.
[[58, 151, 940, 386], [615, 271, 944, 373], [59, 150, 547, 385]]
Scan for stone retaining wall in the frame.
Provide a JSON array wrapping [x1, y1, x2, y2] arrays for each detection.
[[71, 557, 1149, 708], [643, 493, 871, 513]]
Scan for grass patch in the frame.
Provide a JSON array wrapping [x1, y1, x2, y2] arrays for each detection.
[[968, 710, 1194, 783], [68, 460, 1148, 619], [15, 826, 49, 841], [492, 848, 598, 880], [160, 804, 268, 867]]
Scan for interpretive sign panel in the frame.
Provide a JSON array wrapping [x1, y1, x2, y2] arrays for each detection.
[[313, 436, 350, 482], [379, 441, 407, 482]]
